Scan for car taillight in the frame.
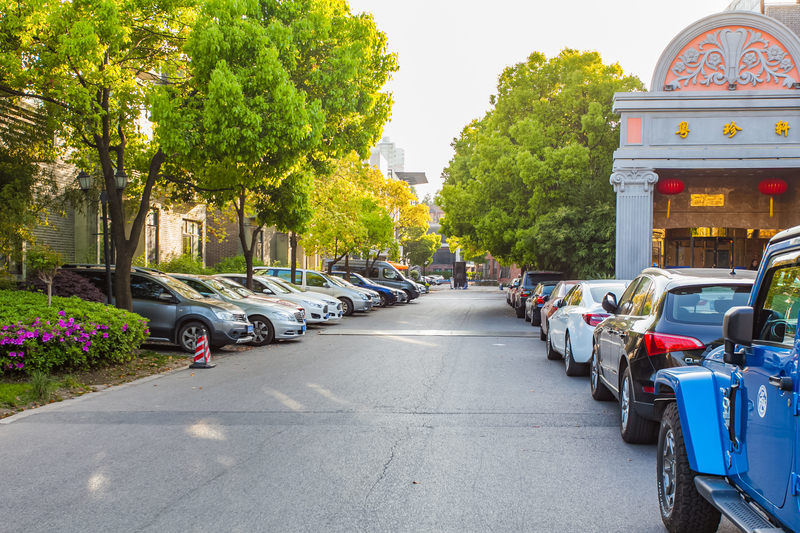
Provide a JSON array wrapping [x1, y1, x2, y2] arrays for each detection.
[[536, 297, 545, 305], [644, 332, 705, 357], [521, 290, 530, 297], [582, 313, 610, 327]]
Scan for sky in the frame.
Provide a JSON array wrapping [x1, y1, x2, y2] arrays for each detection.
[[346, 0, 739, 199]]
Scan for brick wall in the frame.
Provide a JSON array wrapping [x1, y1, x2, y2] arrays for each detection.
[[767, 5, 800, 37], [205, 209, 276, 267], [31, 159, 77, 263]]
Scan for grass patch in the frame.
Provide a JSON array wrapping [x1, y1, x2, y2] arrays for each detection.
[[0, 382, 32, 407]]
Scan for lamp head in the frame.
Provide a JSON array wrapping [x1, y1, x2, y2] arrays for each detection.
[[77, 171, 92, 192], [114, 168, 128, 191]]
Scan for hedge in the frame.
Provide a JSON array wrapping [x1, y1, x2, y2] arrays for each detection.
[[0, 291, 149, 374]]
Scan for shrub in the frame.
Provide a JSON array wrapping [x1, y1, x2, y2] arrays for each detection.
[[19, 270, 106, 303], [29, 371, 57, 402], [26, 245, 64, 306], [156, 254, 214, 275], [0, 290, 149, 374], [213, 255, 265, 274]]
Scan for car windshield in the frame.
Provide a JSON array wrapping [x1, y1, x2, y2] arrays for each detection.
[[327, 276, 350, 288], [351, 273, 369, 284], [259, 278, 291, 294], [665, 284, 752, 325], [215, 277, 256, 298], [540, 285, 556, 296], [270, 278, 304, 293], [156, 274, 204, 299], [589, 284, 628, 303], [202, 278, 245, 300]]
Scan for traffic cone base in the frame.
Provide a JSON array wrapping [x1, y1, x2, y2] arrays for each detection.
[[190, 334, 216, 369]]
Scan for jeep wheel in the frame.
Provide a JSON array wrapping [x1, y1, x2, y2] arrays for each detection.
[[379, 293, 388, 308], [564, 333, 587, 376], [620, 367, 659, 444], [590, 345, 614, 401], [248, 315, 275, 346], [657, 403, 721, 533], [546, 328, 560, 360]]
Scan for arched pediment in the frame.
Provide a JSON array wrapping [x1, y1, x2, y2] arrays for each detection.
[[652, 12, 800, 92]]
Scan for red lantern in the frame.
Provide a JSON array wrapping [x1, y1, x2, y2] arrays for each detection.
[[656, 178, 685, 218], [758, 178, 788, 217]]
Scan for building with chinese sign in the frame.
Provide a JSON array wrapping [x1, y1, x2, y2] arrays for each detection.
[[612, 8, 800, 278]]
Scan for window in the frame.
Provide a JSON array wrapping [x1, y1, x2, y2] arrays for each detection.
[[755, 265, 800, 346], [306, 272, 326, 287], [666, 285, 751, 326], [630, 278, 654, 316], [182, 220, 203, 260], [184, 279, 214, 298], [130, 275, 168, 301], [565, 286, 582, 306], [616, 278, 643, 315], [146, 210, 159, 265], [382, 268, 400, 281]]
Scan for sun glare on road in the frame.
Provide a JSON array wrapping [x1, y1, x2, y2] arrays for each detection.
[[264, 388, 306, 411], [187, 421, 226, 441]]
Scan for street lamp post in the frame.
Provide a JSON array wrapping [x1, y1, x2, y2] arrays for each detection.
[[76, 168, 128, 307]]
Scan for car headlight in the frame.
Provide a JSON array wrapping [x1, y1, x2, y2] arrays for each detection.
[[213, 309, 235, 321], [274, 311, 294, 322], [303, 300, 323, 308]]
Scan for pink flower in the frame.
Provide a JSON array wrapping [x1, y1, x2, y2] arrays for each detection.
[[103, 333, 109, 338], [58, 310, 65, 317], [122, 324, 128, 332], [15, 363, 23, 369]]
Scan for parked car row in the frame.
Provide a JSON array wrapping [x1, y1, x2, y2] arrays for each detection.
[[511, 262, 797, 533], [61, 259, 428, 354]]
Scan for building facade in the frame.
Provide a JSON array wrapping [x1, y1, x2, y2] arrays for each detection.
[[613, 9, 800, 278]]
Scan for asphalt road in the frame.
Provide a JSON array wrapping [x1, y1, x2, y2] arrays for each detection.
[[0, 287, 738, 533]]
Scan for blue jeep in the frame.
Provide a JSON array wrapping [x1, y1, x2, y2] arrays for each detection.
[[653, 226, 800, 533]]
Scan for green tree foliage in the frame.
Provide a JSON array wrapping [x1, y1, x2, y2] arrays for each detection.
[[25, 245, 64, 306], [437, 49, 644, 277], [156, 0, 397, 288], [402, 226, 440, 268]]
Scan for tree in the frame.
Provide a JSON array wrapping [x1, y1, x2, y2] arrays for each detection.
[[0, 0, 196, 310], [437, 49, 644, 275], [26, 245, 63, 306], [156, 0, 397, 289], [402, 227, 440, 268]]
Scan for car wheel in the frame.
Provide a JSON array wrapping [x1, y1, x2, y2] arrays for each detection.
[[403, 290, 413, 301], [564, 333, 588, 377], [178, 321, 208, 354], [379, 293, 388, 307], [539, 321, 546, 340], [620, 367, 659, 444], [546, 328, 560, 360], [339, 297, 354, 316], [657, 403, 721, 533], [590, 344, 614, 401], [515, 302, 525, 318], [524, 307, 531, 322], [248, 315, 275, 346]]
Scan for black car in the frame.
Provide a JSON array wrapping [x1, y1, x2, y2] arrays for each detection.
[[590, 268, 756, 444], [526, 281, 559, 326], [514, 271, 564, 318]]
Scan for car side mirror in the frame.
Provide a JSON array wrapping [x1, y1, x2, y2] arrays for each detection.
[[158, 292, 174, 302], [601, 292, 617, 314], [722, 307, 753, 367], [542, 295, 549, 303], [323, 282, 330, 288], [553, 298, 564, 309], [262, 289, 273, 295]]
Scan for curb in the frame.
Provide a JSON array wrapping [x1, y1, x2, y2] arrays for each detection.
[[0, 364, 191, 425]]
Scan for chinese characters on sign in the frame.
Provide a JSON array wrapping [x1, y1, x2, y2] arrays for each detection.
[[776, 121, 790, 136], [723, 121, 742, 138], [675, 121, 690, 138]]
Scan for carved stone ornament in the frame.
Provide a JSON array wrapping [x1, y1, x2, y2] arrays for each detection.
[[609, 168, 659, 193], [667, 28, 797, 90]]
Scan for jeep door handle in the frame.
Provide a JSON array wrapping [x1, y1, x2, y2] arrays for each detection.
[[769, 375, 793, 392], [618, 332, 628, 340]]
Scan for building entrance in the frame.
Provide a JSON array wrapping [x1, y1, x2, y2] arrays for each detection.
[[657, 228, 778, 269]]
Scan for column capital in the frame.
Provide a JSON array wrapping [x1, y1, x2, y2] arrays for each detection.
[[609, 168, 659, 194]]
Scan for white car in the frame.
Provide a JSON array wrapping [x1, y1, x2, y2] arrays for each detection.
[[545, 280, 630, 376], [263, 276, 343, 321], [218, 274, 338, 324]]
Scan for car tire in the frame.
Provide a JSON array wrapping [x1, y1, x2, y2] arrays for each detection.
[[657, 402, 721, 533], [515, 302, 525, 318], [564, 333, 588, 376], [178, 321, 208, 354], [403, 290, 413, 302], [339, 297, 354, 316], [620, 367, 659, 444], [546, 328, 560, 360], [590, 344, 614, 401], [524, 306, 531, 322], [248, 315, 275, 346], [379, 294, 388, 308], [539, 322, 546, 340]]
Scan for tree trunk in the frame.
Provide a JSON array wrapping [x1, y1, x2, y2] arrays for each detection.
[[234, 188, 264, 291], [367, 253, 379, 277], [345, 254, 350, 278], [47, 281, 52, 307], [290, 232, 298, 284]]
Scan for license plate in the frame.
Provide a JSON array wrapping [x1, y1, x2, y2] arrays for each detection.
[[247, 324, 254, 333]]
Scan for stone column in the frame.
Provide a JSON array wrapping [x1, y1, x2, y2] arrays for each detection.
[[610, 168, 659, 280]]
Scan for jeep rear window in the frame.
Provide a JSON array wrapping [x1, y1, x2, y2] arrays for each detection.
[[665, 285, 752, 325]]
